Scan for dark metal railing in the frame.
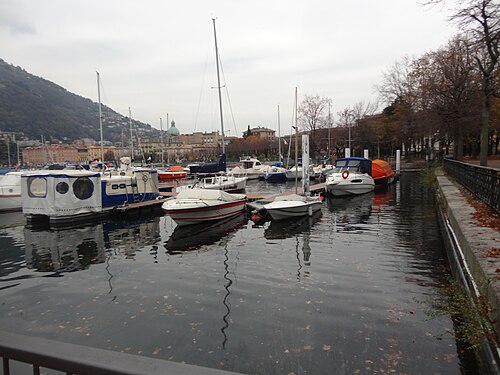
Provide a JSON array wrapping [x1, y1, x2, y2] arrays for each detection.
[[443, 158, 500, 214], [0, 330, 239, 375]]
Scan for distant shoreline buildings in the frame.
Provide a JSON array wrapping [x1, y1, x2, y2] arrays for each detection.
[[0, 124, 277, 167]]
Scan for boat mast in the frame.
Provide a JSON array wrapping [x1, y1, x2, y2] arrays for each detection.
[[277, 105, 281, 163], [97, 71, 104, 164], [294, 87, 298, 194], [129, 107, 134, 160], [212, 18, 225, 155], [160, 117, 164, 168], [328, 102, 331, 161]]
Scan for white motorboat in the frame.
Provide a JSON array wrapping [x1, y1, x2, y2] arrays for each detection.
[[176, 174, 247, 193], [162, 188, 247, 227], [263, 194, 323, 221], [285, 165, 303, 181], [325, 157, 375, 196], [229, 156, 269, 180], [0, 171, 23, 212]]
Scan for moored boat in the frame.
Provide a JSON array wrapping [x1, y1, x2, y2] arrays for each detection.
[[262, 194, 323, 221], [176, 174, 247, 193], [0, 171, 23, 212], [158, 165, 187, 181], [162, 188, 246, 227], [372, 159, 396, 188], [264, 166, 288, 182], [229, 156, 269, 180], [325, 157, 375, 196]]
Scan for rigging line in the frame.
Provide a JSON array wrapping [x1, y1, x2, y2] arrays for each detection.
[[194, 34, 213, 133], [218, 54, 237, 136]]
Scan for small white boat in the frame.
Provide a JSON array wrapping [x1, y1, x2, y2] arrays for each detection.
[[0, 171, 23, 212], [176, 174, 247, 193], [325, 157, 375, 196], [285, 165, 303, 181], [229, 156, 269, 180], [162, 188, 246, 227], [263, 194, 323, 221]]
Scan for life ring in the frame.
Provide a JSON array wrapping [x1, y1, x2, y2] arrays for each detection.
[[342, 170, 349, 179]]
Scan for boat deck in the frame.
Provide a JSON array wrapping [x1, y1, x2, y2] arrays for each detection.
[[160, 182, 326, 203]]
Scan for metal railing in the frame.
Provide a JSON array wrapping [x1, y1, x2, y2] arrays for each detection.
[[0, 330, 239, 375], [443, 158, 500, 214]]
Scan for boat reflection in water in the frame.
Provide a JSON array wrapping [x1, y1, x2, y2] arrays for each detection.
[[264, 210, 322, 240], [164, 213, 247, 254], [325, 192, 374, 230], [24, 217, 161, 273]]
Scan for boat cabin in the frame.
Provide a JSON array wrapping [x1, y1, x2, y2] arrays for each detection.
[[334, 157, 372, 176]]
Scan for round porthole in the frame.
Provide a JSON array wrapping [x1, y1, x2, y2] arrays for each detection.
[[56, 181, 69, 194], [72, 177, 94, 200]]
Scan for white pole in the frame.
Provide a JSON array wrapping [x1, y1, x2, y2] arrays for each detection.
[[396, 149, 401, 173], [212, 18, 225, 155], [302, 134, 310, 195], [345, 148, 351, 158], [364, 149, 369, 159]]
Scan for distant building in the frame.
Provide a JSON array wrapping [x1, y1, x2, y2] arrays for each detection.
[[247, 127, 275, 141], [23, 145, 80, 165]]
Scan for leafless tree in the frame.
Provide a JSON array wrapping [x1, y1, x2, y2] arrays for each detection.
[[424, 0, 499, 165], [298, 95, 333, 158]]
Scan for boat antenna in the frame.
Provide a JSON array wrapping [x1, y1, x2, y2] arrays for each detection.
[[212, 18, 225, 155], [97, 71, 104, 165]]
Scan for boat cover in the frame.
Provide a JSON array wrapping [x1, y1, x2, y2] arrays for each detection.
[[167, 165, 185, 172], [176, 188, 245, 201], [335, 157, 372, 176], [189, 154, 226, 174], [372, 159, 395, 180], [22, 170, 102, 217], [274, 194, 307, 202]]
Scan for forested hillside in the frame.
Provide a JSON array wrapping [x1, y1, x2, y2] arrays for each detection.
[[0, 59, 153, 143]]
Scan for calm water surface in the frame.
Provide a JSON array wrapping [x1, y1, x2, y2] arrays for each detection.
[[0, 174, 472, 374]]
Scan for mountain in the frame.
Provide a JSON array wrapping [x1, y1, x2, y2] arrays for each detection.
[[0, 58, 156, 143]]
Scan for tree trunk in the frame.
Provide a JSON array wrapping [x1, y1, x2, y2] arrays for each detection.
[[456, 124, 464, 161], [479, 91, 490, 166]]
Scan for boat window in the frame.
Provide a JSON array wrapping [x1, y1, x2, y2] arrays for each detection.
[[27, 177, 47, 198], [112, 184, 119, 190], [72, 177, 94, 200], [119, 183, 126, 189], [56, 181, 69, 195]]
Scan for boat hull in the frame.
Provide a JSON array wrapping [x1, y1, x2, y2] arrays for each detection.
[[0, 195, 22, 212], [162, 199, 246, 226], [325, 173, 375, 196], [265, 200, 323, 221]]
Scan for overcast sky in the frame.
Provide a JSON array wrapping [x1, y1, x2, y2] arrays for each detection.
[[1, 0, 459, 137]]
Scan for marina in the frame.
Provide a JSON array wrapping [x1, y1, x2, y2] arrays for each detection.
[[0, 173, 479, 374]]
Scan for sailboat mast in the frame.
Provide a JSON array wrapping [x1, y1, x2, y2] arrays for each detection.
[[129, 107, 134, 160], [212, 18, 225, 155], [277, 105, 281, 163], [97, 71, 104, 164], [294, 87, 298, 194], [160, 117, 164, 168]]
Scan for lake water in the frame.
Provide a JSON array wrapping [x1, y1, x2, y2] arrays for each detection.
[[0, 173, 476, 374]]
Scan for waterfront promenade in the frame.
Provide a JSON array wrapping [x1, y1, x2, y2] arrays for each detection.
[[436, 162, 500, 370]]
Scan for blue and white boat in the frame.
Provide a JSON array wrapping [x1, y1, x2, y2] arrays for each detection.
[[21, 168, 160, 226], [264, 165, 288, 182]]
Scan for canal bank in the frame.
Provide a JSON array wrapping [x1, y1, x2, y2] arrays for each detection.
[[435, 168, 500, 372]]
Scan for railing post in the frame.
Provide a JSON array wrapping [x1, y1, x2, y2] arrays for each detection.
[[3, 357, 10, 375]]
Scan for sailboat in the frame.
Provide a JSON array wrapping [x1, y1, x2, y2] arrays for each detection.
[[162, 19, 246, 226], [264, 105, 288, 182], [258, 89, 323, 221]]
